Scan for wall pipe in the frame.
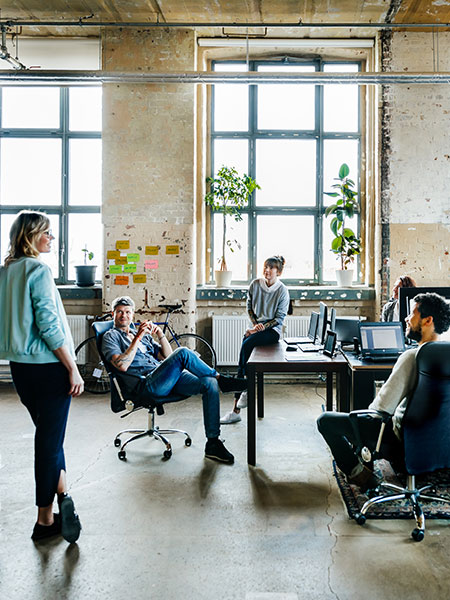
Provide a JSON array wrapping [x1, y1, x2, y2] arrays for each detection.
[[0, 70, 450, 85]]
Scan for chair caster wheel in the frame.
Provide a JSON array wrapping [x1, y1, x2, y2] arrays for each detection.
[[118, 450, 126, 460], [163, 449, 172, 459], [114, 439, 121, 447], [355, 513, 366, 525], [185, 437, 192, 447], [412, 528, 425, 542]]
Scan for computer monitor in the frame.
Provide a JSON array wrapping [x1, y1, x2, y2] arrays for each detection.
[[399, 287, 450, 332], [335, 317, 363, 344], [328, 307, 336, 333], [317, 302, 328, 345]]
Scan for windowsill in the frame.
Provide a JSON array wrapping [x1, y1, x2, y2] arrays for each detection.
[[196, 285, 375, 301], [57, 285, 102, 299]]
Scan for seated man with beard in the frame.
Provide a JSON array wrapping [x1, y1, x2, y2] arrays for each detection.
[[317, 293, 450, 491]]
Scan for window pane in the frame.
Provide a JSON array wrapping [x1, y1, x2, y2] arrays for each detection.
[[69, 87, 102, 131], [322, 213, 359, 282], [257, 65, 315, 130], [69, 139, 102, 205], [257, 215, 314, 280], [1, 213, 59, 278], [323, 139, 359, 206], [213, 139, 248, 177], [256, 139, 316, 206], [213, 214, 248, 281], [213, 63, 248, 132], [323, 64, 359, 133], [2, 87, 60, 129], [68, 213, 102, 280], [1, 139, 61, 206]]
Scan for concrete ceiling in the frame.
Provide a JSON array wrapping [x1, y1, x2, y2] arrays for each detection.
[[1, 1, 450, 37]]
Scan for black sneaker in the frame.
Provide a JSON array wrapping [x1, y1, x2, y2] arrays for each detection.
[[347, 465, 381, 493], [218, 375, 247, 394], [31, 513, 61, 541], [58, 493, 82, 544], [205, 438, 235, 464]]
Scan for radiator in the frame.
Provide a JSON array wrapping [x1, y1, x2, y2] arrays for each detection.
[[67, 315, 91, 362], [212, 316, 309, 366]]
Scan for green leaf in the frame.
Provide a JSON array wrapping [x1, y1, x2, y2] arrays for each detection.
[[339, 163, 350, 179], [324, 192, 339, 197]]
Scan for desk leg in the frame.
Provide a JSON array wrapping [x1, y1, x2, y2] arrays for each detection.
[[247, 365, 256, 466], [257, 372, 264, 418], [337, 368, 350, 412], [326, 373, 333, 411]]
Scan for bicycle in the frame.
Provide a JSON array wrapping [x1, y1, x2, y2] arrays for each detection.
[[75, 303, 217, 394]]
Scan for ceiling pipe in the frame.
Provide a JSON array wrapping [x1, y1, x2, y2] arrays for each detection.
[[3, 19, 450, 30], [198, 38, 375, 48], [0, 25, 26, 69], [0, 70, 449, 85]]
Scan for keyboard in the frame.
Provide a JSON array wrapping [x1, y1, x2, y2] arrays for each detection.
[[299, 343, 324, 352]]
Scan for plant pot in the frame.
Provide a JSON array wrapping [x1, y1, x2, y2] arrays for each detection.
[[75, 265, 97, 287], [214, 270, 233, 287], [335, 269, 354, 287]]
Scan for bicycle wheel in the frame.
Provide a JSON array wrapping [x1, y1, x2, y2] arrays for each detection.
[[169, 333, 217, 369], [75, 335, 110, 394]]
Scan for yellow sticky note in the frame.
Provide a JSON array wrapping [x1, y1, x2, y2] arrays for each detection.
[[127, 253, 140, 263], [109, 265, 123, 274], [116, 240, 130, 250], [145, 246, 159, 255], [115, 275, 129, 285], [124, 264, 137, 273], [166, 245, 180, 255], [133, 274, 147, 283], [115, 257, 127, 265], [107, 250, 120, 260]]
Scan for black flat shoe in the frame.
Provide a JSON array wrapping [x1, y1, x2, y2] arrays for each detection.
[[58, 493, 82, 544], [218, 375, 247, 394], [31, 513, 61, 541]]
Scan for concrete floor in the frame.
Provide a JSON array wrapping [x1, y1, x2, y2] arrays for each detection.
[[1, 381, 450, 600]]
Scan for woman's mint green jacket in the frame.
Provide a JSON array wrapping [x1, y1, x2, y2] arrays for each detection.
[[0, 257, 75, 364]]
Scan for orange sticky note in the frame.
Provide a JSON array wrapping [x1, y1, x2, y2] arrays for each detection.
[[115, 257, 127, 265], [166, 245, 180, 255], [115, 275, 129, 285], [133, 274, 147, 283], [116, 240, 130, 250], [145, 246, 159, 255], [107, 250, 120, 260]]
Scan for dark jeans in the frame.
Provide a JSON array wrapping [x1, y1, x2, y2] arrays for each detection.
[[237, 328, 280, 378], [10, 361, 71, 507], [317, 411, 402, 475]]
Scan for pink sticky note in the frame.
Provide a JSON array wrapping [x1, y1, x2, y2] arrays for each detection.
[[145, 259, 159, 270]]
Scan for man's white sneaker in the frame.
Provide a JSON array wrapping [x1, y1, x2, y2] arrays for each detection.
[[220, 411, 242, 424], [236, 390, 248, 409]]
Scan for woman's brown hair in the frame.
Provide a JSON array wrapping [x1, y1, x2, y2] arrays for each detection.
[[4, 210, 50, 267], [264, 255, 285, 275]]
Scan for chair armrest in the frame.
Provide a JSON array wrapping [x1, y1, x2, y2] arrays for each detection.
[[349, 409, 392, 422], [348, 410, 392, 461]]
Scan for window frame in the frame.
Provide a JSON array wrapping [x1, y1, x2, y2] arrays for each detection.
[[209, 57, 362, 285], [0, 85, 102, 284]]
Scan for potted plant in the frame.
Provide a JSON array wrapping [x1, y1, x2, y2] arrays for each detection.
[[324, 163, 362, 287], [75, 246, 97, 287], [205, 165, 260, 287]]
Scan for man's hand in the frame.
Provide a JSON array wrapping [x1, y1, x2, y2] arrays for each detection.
[[136, 321, 164, 340], [244, 323, 265, 337]]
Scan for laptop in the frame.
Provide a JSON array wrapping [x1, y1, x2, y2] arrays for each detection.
[[284, 312, 319, 345], [359, 322, 405, 361]]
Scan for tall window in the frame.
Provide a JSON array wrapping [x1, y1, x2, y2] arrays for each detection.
[[210, 59, 361, 284], [0, 85, 102, 283]]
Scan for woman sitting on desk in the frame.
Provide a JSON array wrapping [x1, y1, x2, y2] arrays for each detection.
[[381, 275, 416, 322], [220, 255, 290, 424]]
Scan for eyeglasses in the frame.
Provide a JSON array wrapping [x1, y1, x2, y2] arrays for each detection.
[[43, 230, 53, 237]]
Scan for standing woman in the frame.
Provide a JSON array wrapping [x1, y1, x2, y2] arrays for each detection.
[[0, 210, 83, 543], [381, 275, 417, 322], [221, 255, 290, 424]]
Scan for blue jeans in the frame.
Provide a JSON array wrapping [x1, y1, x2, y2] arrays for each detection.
[[237, 328, 280, 378], [142, 347, 220, 439]]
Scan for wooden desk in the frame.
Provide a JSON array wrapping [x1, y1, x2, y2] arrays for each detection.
[[246, 343, 348, 466], [342, 351, 395, 410]]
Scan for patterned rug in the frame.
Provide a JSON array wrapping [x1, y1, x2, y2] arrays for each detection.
[[333, 460, 450, 520]]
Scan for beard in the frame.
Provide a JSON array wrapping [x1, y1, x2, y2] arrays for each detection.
[[406, 324, 422, 343]]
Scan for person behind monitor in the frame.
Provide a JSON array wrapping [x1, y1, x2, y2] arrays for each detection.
[[381, 275, 417, 322]]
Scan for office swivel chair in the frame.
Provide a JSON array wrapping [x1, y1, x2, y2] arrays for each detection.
[[93, 321, 191, 461], [348, 341, 450, 541]]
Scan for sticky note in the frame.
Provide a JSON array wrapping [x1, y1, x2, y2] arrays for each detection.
[[115, 275, 129, 285], [109, 265, 123, 274], [124, 264, 137, 273], [116, 240, 130, 250], [115, 257, 127, 265], [166, 245, 180, 255], [145, 246, 159, 255], [107, 250, 120, 260], [133, 274, 147, 283], [127, 253, 140, 263], [145, 259, 158, 270]]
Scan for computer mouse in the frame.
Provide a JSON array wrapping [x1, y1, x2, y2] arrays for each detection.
[[286, 346, 298, 352]]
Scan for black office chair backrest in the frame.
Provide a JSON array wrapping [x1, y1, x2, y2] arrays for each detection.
[[402, 341, 450, 474]]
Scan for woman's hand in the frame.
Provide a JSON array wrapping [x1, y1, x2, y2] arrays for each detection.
[[69, 367, 84, 397]]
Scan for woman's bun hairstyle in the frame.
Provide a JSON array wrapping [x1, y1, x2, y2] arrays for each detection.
[[265, 255, 285, 274]]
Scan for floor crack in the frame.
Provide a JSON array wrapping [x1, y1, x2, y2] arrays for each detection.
[[320, 462, 341, 600]]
